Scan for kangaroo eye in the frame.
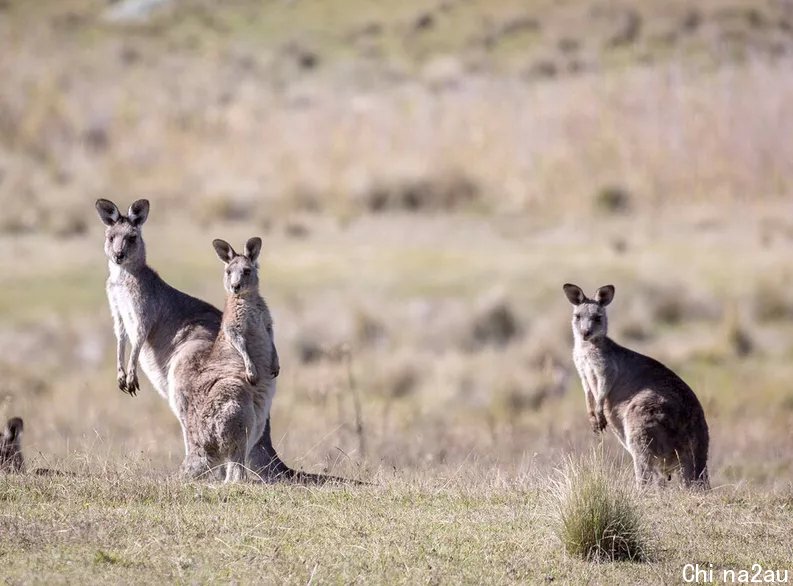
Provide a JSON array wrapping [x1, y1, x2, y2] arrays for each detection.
[[243, 269, 251, 276], [128, 235, 137, 243]]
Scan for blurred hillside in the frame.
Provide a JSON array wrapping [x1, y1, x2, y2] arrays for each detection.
[[0, 0, 792, 487], [1, 0, 793, 231]]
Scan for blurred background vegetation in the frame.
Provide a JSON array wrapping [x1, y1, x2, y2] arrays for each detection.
[[1, 0, 792, 487]]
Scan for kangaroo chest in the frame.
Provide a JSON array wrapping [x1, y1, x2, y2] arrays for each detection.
[[244, 315, 270, 365], [106, 271, 169, 396], [573, 348, 611, 398], [226, 299, 272, 368], [107, 279, 146, 342]]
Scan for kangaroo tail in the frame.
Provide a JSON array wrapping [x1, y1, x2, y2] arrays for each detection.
[[254, 418, 370, 486], [693, 432, 710, 490]]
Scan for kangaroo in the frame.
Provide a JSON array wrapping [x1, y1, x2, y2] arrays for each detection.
[[0, 417, 24, 473], [0, 417, 73, 476], [94, 199, 290, 479], [180, 238, 279, 482], [562, 284, 710, 489], [212, 237, 280, 389]]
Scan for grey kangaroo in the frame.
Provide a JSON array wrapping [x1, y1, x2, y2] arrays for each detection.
[[562, 284, 710, 489], [181, 238, 279, 482], [95, 199, 290, 479], [0, 417, 24, 473], [0, 417, 73, 476]]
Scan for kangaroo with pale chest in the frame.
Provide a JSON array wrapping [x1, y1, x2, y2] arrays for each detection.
[[563, 283, 710, 488], [181, 238, 278, 481], [94, 199, 289, 479]]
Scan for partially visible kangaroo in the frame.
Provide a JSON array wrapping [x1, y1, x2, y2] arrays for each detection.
[[0, 417, 24, 473], [0, 417, 74, 476], [94, 199, 291, 480], [562, 284, 710, 489], [181, 238, 278, 482]]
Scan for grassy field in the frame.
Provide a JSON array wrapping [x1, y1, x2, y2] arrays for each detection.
[[2, 0, 793, 583], [1, 472, 792, 584]]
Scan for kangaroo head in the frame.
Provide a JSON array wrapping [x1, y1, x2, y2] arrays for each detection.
[[563, 283, 615, 343], [95, 199, 150, 269], [213, 237, 262, 296], [0, 416, 24, 473]]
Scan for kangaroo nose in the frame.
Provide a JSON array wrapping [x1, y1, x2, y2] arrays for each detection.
[[114, 252, 125, 263], [231, 284, 241, 293]]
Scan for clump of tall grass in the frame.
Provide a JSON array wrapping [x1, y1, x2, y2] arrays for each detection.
[[548, 451, 652, 562]]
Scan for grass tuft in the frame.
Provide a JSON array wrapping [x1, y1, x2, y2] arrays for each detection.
[[549, 452, 652, 563]]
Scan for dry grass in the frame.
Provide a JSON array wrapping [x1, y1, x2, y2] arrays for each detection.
[[1, 0, 793, 582], [0, 467, 791, 584]]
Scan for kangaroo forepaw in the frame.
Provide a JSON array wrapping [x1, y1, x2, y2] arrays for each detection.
[[246, 366, 259, 386], [589, 411, 607, 433], [594, 411, 607, 433], [117, 368, 127, 393], [125, 371, 139, 396]]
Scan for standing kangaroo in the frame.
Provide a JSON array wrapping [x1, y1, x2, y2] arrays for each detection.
[[94, 199, 289, 479], [562, 284, 710, 488], [181, 238, 279, 481]]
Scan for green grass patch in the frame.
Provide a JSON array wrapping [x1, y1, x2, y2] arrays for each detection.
[[549, 451, 652, 562]]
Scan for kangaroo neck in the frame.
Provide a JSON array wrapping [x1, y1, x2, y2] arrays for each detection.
[[226, 290, 259, 305], [574, 335, 611, 355], [108, 260, 149, 282]]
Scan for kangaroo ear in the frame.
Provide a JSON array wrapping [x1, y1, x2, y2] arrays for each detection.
[[595, 285, 615, 306], [4, 417, 23, 443], [128, 199, 150, 227], [212, 239, 235, 263], [244, 237, 262, 263], [96, 199, 121, 226], [563, 283, 586, 306]]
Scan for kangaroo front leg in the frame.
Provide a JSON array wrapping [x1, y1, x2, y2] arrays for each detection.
[[593, 381, 608, 432], [578, 369, 604, 434], [110, 305, 129, 393], [584, 388, 605, 433], [125, 320, 148, 396], [270, 338, 280, 379], [125, 341, 142, 396], [116, 330, 129, 392], [227, 326, 257, 385]]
